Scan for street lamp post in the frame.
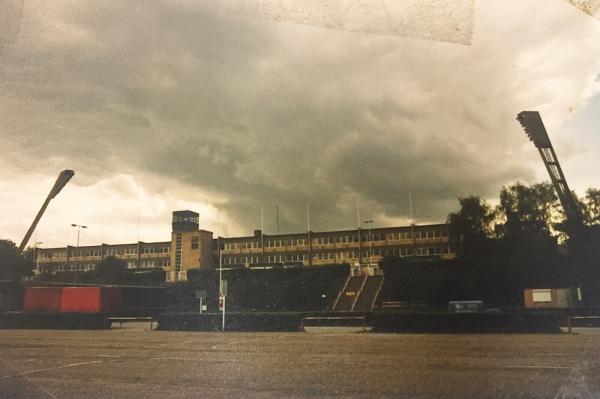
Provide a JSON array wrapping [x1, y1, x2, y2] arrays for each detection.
[[71, 224, 87, 284], [19, 170, 75, 252], [364, 220, 373, 264]]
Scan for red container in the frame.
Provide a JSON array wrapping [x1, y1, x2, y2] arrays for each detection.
[[60, 287, 122, 314], [23, 287, 62, 313]]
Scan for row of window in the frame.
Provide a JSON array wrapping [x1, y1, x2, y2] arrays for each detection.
[[41, 246, 171, 259], [45, 258, 170, 272], [41, 251, 67, 259], [223, 254, 306, 265], [173, 215, 199, 223], [222, 246, 453, 265], [223, 230, 449, 250], [224, 241, 262, 250], [128, 259, 170, 268], [142, 246, 170, 254], [51, 264, 95, 272]]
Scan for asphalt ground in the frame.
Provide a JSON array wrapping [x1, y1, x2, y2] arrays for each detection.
[[0, 325, 599, 398]]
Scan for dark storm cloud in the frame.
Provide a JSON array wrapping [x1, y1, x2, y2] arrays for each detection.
[[2, 0, 600, 236]]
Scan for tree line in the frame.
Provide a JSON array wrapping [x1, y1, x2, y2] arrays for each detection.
[[381, 182, 600, 308]]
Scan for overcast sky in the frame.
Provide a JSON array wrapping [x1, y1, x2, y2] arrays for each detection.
[[1, 0, 600, 248]]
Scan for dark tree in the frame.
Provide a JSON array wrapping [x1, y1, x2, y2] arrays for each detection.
[[21, 247, 35, 277], [447, 196, 494, 256], [94, 256, 127, 283], [497, 182, 559, 238], [0, 239, 27, 280], [583, 188, 600, 226]]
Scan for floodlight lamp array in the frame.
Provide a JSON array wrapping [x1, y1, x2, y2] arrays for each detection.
[[516, 111, 552, 148]]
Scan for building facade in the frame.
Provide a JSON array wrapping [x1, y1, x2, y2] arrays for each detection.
[[168, 210, 214, 282], [36, 241, 172, 275], [35, 210, 455, 282], [219, 224, 454, 268]]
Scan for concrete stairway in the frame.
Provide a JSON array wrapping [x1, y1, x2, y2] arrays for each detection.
[[332, 275, 366, 312], [353, 275, 384, 312]]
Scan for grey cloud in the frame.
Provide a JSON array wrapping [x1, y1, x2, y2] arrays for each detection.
[[0, 0, 24, 44], [2, 0, 600, 236]]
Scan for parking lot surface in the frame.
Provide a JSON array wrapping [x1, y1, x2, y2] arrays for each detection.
[[1, 326, 599, 398]]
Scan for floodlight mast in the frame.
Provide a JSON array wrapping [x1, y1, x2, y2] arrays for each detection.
[[18, 170, 75, 252], [516, 111, 584, 235]]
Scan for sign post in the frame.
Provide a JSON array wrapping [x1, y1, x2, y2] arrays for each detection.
[[196, 290, 206, 314], [220, 280, 227, 331]]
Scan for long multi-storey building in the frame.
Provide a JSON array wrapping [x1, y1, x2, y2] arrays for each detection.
[[36, 210, 455, 282], [220, 225, 454, 267]]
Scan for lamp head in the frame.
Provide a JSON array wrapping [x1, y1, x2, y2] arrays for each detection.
[[49, 170, 75, 199]]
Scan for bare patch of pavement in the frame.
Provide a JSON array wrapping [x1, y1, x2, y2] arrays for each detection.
[[0, 328, 599, 398]]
